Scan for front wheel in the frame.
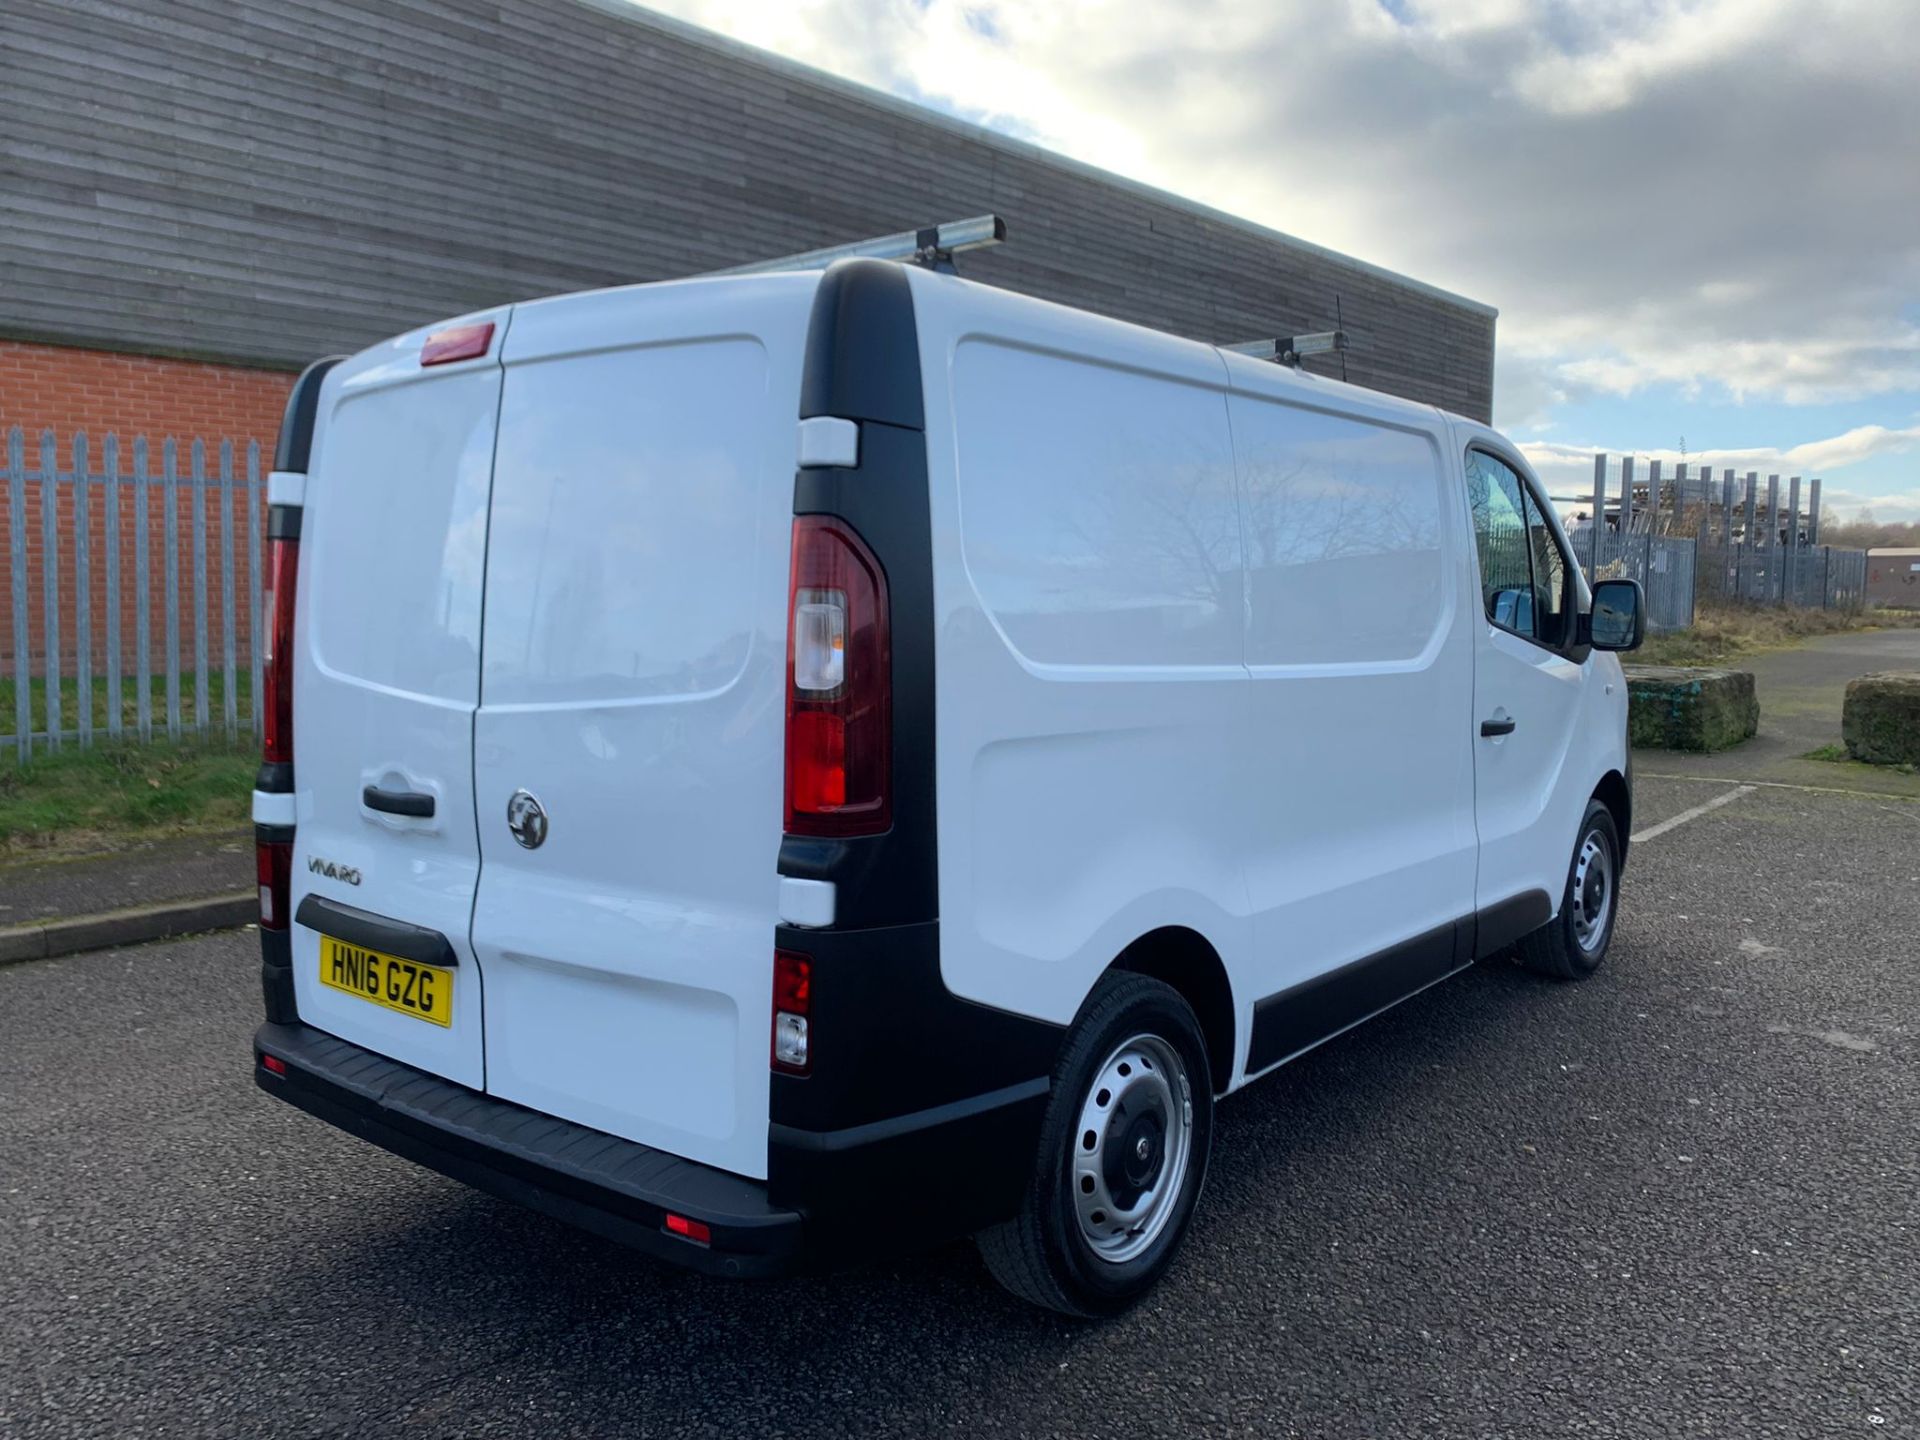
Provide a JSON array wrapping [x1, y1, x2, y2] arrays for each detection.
[[1516, 798, 1622, 980], [976, 972, 1213, 1318]]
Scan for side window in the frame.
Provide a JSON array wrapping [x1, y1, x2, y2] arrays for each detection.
[[1466, 449, 1571, 648], [1522, 485, 1570, 647]]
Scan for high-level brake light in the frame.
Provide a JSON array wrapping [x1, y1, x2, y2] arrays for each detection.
[[420, 322, 494, 366]]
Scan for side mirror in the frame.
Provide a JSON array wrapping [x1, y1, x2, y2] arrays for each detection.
[[1584, 578, 1645, 652]]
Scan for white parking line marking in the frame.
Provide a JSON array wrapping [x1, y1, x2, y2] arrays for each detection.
[[1631, 784, 1756, 843]]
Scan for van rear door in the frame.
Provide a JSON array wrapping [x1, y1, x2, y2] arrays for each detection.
[[469, 276, 814, 1181], [286, 313, 507, 1089]]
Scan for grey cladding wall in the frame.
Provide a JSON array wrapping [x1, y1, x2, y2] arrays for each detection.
[[1, 0, 1496, 419]]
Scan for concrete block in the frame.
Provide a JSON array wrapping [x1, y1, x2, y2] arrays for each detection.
[[1843, 672, 1920, 766], [1625, 666, 1759, 752]]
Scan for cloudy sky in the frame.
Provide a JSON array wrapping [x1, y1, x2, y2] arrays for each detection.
[[642, 0, 1920, 520]]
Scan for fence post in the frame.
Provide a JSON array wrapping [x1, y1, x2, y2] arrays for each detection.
[[247, 441, 263, 738], [1590, 453, 1606, 569], [40, 431, 62, 751], [1786, 475, 1802, 603], [134, 437, 152, 743], [1721, 468, 1736, 546], [191, 438, 210, 735], [1647, 459, 1663, 533], [74, 431, 93, 749], [7, 429, 29, 764], [1674, 462, 1689, 531], [221, 440, 238, 739], [1620, 456, 1635, 537], [1765, 474, 1781, 601], [104, 433, 123, 741], [1808, 479, 1822, 546], [164, 437, 181, 741]]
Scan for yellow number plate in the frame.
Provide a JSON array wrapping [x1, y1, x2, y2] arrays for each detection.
[[318, 934, 454, 1028]]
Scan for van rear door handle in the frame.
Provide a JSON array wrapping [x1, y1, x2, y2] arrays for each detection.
[[363, 785, 435, 818], [1480, 717, 1517, 737]]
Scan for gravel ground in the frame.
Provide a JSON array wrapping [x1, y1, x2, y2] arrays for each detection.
[[1, 774, 1914, 1438]]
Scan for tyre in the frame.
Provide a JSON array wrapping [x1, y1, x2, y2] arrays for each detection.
[[976, 971, 1213, 1318], [1515, 798, 1622, 980]]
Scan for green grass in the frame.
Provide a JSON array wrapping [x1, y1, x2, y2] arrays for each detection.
[[0, 671, 254, 739], [1801, 741, 1917, 777], [0, 738, 255, 855], [1635, 602, 1920, 668]]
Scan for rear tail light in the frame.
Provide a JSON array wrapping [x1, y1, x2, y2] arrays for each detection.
[[256, 838, 292, 929], [771, 949, 811, 1074], [261, 536, 299, 767], [784, 517, 890, 835]]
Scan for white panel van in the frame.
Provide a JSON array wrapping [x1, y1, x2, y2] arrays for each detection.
[[253, 248, 1644, 1317]]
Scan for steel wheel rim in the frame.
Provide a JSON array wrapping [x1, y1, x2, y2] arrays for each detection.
[[1570, 828, 1614, 953], [1071, 1033, 1194, 1264]]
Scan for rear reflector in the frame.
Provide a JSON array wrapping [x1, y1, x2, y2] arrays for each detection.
[[421, 322, 495, 366], [664, 1213, 711, 1245], [260, 1054, 287, 1077], [257, 839, 292, 929]]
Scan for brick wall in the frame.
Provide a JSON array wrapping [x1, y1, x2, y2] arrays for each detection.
[[0, 340, 292, 676], [0, 341, 292, 468]]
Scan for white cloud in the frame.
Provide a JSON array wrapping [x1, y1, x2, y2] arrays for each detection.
[[1518, 422, 1920, 519], [645, 0, 1920, 424]]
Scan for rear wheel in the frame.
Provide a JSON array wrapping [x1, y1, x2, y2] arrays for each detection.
[[976, 971, 1213, 1317], [1516, 798, 1621, 980]]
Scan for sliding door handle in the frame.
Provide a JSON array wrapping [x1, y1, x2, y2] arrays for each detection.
[[363, 785, 435, 818], [1480, 717, 1517, 737]]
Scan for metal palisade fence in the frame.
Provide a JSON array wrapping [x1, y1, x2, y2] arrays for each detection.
[[2, 427, 265, 763], [1579, 525, 1699, 633], [1570, 451, 1868, 630]]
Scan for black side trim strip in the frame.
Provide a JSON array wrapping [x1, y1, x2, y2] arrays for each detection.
[[771, 1077, 1049, 1154], [254, 821, 294, 846], [1248, 919, 1460, 1073], [1474, 888, 1553, 959], [293, 894, 457, 969], [273, 356, 344, 473], [255, 760, 293, 795], [268, 503, 302, 541]]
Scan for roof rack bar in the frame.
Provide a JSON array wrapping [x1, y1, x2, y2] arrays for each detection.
[[711, 214, 1008, 277], [1224, 330, 1348, 368]]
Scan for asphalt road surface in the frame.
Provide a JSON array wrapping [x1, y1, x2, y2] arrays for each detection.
[[3, 773, 1915, 1438]]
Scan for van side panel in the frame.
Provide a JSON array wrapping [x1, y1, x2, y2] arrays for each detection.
[[913, 271, 1256, 1041], [1224, 373, 1479, 1074]]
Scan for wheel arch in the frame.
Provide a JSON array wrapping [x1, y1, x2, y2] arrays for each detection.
[[1594, 768, 1631, 865], [1108, 926, 1236, 1096]]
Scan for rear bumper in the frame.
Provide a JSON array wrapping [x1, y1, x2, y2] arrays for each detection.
[[254, 1018, 1054, 1277], [254, 1022, 803, 1278]]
